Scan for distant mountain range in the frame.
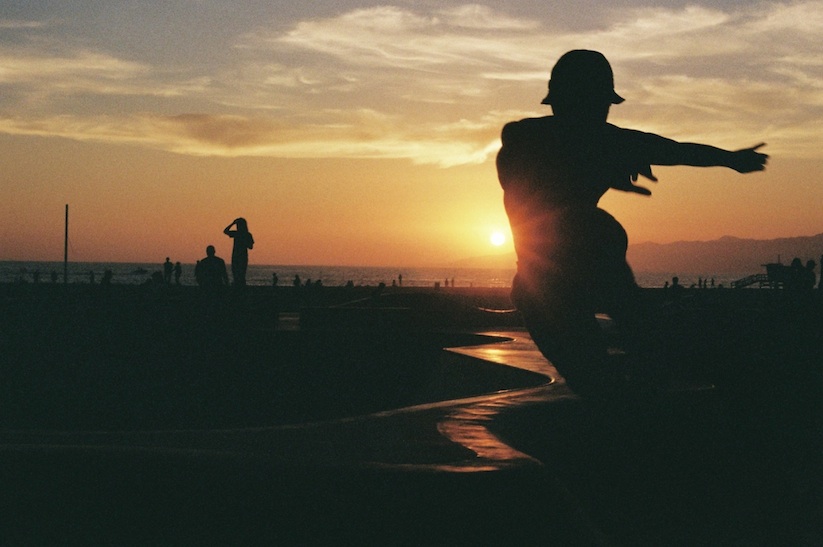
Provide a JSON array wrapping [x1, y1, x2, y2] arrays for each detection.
[[627, 233, 823, 274], [453, 233, 823, 275]]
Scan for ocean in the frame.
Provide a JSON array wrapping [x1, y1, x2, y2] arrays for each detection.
[[1, 261, 754, 289]]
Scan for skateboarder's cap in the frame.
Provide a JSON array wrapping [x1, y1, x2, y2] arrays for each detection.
[[542, 49, 625, 106]]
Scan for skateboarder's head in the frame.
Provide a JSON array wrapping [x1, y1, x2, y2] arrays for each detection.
[[542, 50, 624, 118]]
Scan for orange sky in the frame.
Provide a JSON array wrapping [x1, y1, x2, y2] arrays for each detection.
[[2, 2, 822, 266]]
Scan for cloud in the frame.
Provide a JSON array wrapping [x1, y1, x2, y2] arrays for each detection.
[[268, 5, 536, 72], [436, 4, 539, 30], [0, 48, 214, 110], [0, 108, 505, 167], [233, 1, 823, 160], [1, 2, 823, 164], [0, 50, 147, 84], [0, 19, 47, 30]]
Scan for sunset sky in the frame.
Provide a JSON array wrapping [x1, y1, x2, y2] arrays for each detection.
[[2, 1, 821, 266]]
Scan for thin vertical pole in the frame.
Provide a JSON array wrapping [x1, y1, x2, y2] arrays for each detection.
[[64, 204, 68, 285]]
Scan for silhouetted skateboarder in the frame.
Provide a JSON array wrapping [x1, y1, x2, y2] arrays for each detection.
[[497, 50, 767, 401]]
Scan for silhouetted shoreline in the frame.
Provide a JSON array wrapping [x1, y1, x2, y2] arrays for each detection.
[[1, 259, 782, 289]]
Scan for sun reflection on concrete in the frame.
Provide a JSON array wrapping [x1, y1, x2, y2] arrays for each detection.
[[427, 331, 575, 471], [446, 330, 560, 379]]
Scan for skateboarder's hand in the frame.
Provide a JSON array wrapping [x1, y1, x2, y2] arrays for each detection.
[[730, 143, 768, 173], [612, 164, 657, 196]]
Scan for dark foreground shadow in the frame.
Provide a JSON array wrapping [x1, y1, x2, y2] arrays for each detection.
[[490, 292, 823, 546], [0, 284, 535, 431], [0, 284, 819, 545]]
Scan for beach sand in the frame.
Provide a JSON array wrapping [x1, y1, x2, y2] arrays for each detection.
[[0, 282, 820, 544]]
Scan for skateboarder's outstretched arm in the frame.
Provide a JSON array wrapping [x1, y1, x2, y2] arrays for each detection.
[[651, 140, 768, 172], [618, 131, 768, 194]]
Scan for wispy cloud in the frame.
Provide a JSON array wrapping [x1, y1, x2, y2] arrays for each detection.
[[267, 5, 540, 74], [0, 19, 47, 30], [1, 2, 822, 163], [0, 50, 147, 84], [0, 48, 213, 110]]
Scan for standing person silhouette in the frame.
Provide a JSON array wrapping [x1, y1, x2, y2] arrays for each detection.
[[163, 257, 173, 285], [194, 245, 228, 294], [497, 50, 768, 400], [819, 255, 823, 290], [223, 218, 254, 288]]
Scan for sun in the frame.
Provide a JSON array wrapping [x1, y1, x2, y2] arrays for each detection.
[[489, 231, 506, 247]]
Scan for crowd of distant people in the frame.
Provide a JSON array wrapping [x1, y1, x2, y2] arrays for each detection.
[[10, 251, 823, 299], [664, 276, 714, 291], [10, 254, 823, 298], [784, 257, 819, 292], [663, 254, 822, 297]]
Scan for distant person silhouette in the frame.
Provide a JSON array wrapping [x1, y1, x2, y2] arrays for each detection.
[[819, 255, 823, 290], [670, 276, 683, 296], [224, 218, 254, 287], [785, 258, 804, 292], [194, 245, 228, 294], [163, 257, 173, 285], [174, 262, 182, 285], [497, 49, 768, 400], [803, 260, 816, 291]]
